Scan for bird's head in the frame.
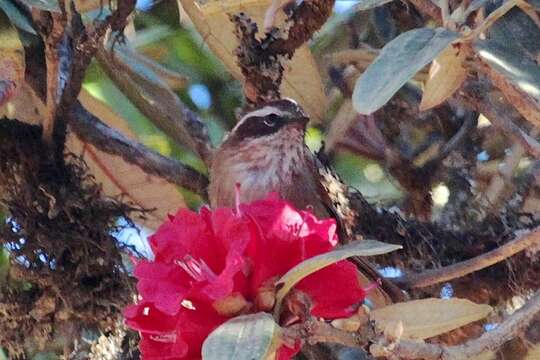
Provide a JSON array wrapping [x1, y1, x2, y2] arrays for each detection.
[[224, 98, 309, 146]]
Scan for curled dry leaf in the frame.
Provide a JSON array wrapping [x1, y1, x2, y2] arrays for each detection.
[[69, 90, 187, 229], [419, 42, 470, 111], [179, 0, 327, 122], [370, 298, 492, 340], [0, 13, 25, 107]]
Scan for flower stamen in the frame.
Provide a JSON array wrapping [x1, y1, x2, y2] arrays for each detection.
[[150, 333, 176, 343], [234, 183, 242, 216], [177, 255, 218, 282]]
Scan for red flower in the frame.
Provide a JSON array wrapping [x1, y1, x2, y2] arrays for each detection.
[[125, 193, 365, 359]]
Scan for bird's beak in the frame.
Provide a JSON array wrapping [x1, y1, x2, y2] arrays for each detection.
[[289, 116, 309, 130]]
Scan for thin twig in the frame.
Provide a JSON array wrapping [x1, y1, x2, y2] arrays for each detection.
[[282, 317, 371, 349], [434, 111, 477, 164], [370, 290, 540, 359], [69, 101, 209, 197], [398, 227, 540, 288]]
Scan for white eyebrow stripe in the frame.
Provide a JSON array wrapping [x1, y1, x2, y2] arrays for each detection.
[[232, 106, 286, 132], [240, 106, 285, 122]]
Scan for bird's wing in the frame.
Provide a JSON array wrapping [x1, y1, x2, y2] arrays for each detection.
[[313, 150, 405, 305]]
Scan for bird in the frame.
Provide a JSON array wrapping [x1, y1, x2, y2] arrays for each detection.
[[209, 98, 403, 305]]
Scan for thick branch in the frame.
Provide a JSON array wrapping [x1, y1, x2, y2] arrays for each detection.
[[69, 101, 209, 196], [370, 290, 540, 359], [262, 0, 336, 55], [232, 0, 335, 104], [31, 7, 68, 151], [398, 227, 540, 289]]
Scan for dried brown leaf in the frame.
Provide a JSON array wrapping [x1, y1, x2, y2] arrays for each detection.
[[419, 43, 470, 111], [370, 298, 492, 340]]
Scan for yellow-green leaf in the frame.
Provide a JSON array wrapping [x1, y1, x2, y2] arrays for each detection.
[[274, 240, 402, 316], [419, 43, 470, 111], [179, 0, 327, 122], [370, 298, 492, 340], [202, 312, 281, 360]]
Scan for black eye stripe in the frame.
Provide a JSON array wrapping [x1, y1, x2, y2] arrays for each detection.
[[232, 115, 285, 141]]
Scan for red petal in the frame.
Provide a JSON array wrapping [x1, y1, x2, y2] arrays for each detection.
[[190, 253, 246, 301], [135, 261, 192, 314], [299, 211, 338, 246], [276, 341, 301, 360], [175, 302, 229, 359], [240, 194, 304, 237], [149, 209, 208, 263], [139, 333, 189, 359], [124, 303, 177, 334], [296, 261, 365, 319]]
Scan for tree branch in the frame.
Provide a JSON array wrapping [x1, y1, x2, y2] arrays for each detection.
[[282, 317, 371, 349], [406, 0, 443, 23], [28, 0, 137, 160], [370, 290, 540, 359], [69, 101, 209, 196], [231, 0, 335, 104], [398, 227, 540, 289], [31, 5, 68, 152], [460, 80, 540, 159]]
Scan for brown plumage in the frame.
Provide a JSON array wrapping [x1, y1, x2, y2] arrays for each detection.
[[209, 98, 403, 305]]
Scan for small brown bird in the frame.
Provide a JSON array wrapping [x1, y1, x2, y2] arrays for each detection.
[[209, 98, 402, 304]]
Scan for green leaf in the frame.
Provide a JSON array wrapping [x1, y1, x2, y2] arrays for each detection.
[[356, 0, 393, 11], [352, 27, 459, 115], [202, 313, 281, 360], [0, 0, 36, 34], [0, 249, 9, 286], [17, 0, 59, 12], [274, 240, 402, 316]]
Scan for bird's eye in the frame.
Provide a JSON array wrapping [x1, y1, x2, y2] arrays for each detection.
[[263, 114, 279, 127]]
